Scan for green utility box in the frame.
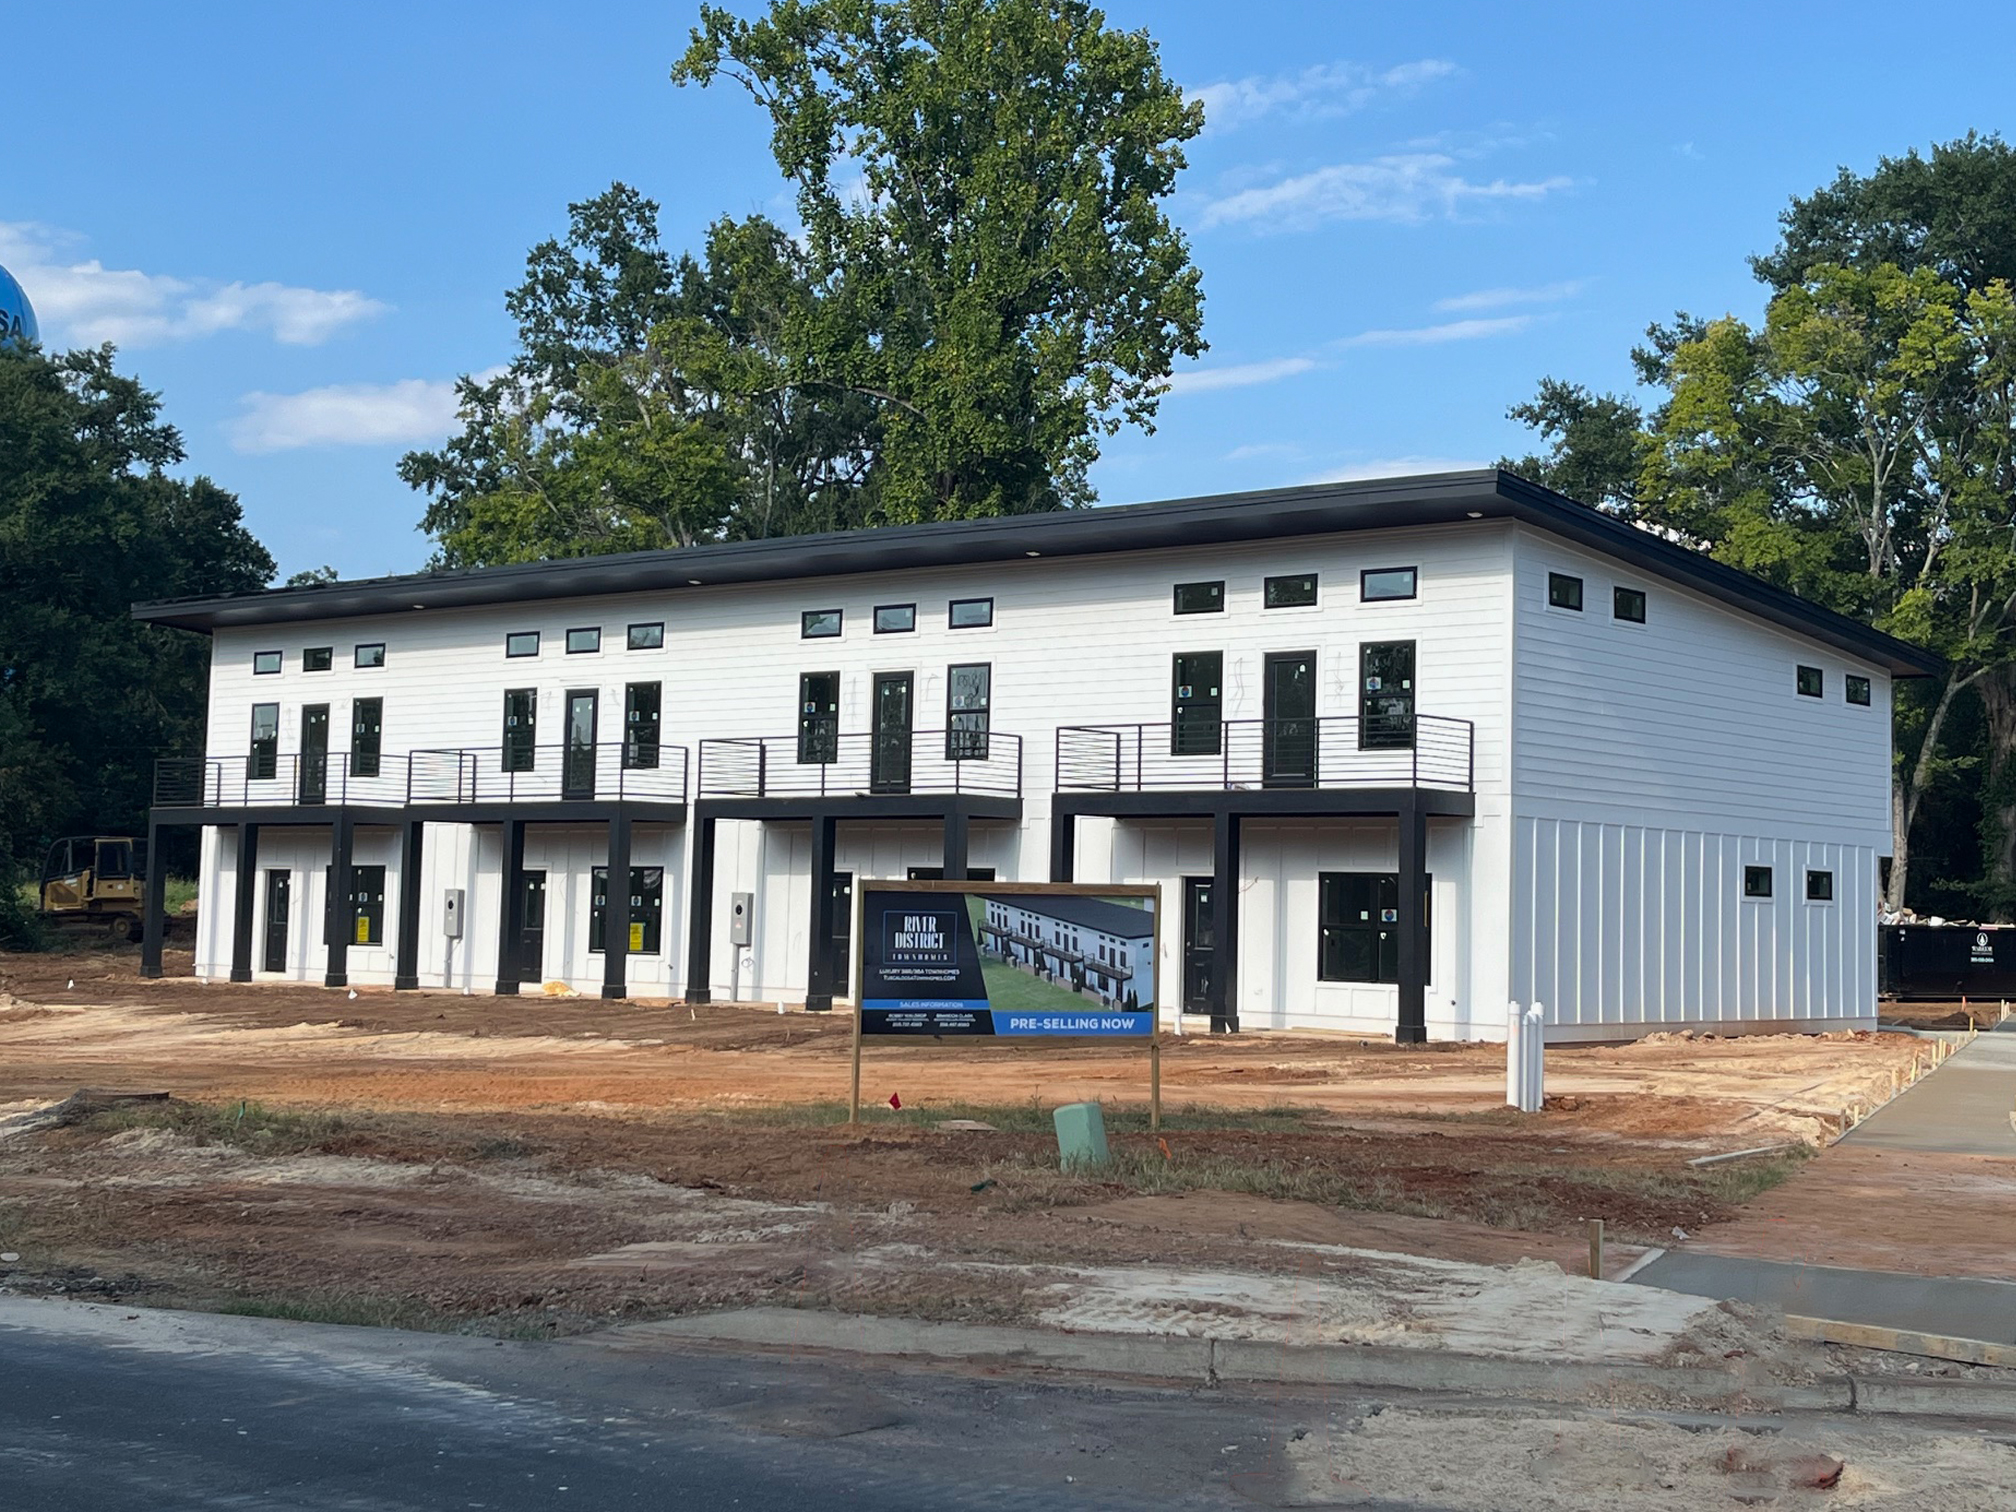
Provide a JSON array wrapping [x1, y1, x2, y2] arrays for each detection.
[[1053, 1101, 1110, 1171]]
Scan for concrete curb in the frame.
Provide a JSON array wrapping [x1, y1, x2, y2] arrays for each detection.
[[616, 1307, 2016, 1422]]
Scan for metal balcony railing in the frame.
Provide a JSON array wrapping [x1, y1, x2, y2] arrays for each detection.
[[152, 752, 411, 809], [697, 729, 1023, 801], [405, 742, 689, 805], [1053, 715, 1473, 794]]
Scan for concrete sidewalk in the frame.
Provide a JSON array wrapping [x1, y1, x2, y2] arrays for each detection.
[[1847, 1028, 2016, 1156], [1628, 1251, 2016, 1345]]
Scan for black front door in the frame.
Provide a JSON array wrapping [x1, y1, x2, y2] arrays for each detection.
[[797, 671, 840, 765], [262, 870, 291, 973], [517, 870, 547, 980], [564, 690, 598, 799], [1263, 652, 1317, 786], [829, 871, 854, 995], [299, 704, 329, 803], [871, 673, 913, 793], [1360, 641, 1416, 750], [1182, 876, 1214, 1014], [1172, 652, 1224, 756]]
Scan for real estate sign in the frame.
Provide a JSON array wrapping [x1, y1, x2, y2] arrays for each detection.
[[856, 881, 1158, 1037]]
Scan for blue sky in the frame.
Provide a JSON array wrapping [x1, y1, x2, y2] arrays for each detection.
[[8, 1, 2015, 580]]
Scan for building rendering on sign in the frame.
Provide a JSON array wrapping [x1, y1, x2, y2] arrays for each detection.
[[133, 470, 1936, 1042], [979, 893, 1154, 1008]]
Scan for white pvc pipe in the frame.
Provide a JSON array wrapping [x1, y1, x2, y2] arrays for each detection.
[[1525, 1003, 1546, 1112], [1506, 1001, 1524, 1109]]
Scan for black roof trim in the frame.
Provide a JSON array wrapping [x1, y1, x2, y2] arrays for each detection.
[[132, 469, 1941, 677]]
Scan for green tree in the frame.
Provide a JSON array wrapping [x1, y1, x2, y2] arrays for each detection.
[[0, 343, 273, 944]]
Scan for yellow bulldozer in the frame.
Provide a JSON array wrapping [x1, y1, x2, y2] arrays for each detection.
[[38, 835, 151, 942]]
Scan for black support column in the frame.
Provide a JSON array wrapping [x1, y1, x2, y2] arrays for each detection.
[[140, 815, 167, 979], [229, 823, 260, 983], [805, 813, 839, 1012], [601, 811, 632, 1000], [495, 818, 526, 995], [394, 819, 424, 990], [324, 811, 354, 988], [1208, 809, 1242, 1034], [1395, 801, 1429, 1044], [684, 812, 716, 1004], [1049, 807, 1075, 883], [941, 806, 970, 881]]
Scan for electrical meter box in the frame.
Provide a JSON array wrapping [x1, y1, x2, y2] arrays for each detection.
[[729, 892, 754, 947], [442, 889, 465, 939]]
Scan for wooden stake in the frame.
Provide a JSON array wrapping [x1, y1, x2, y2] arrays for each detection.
[[1587, 1218, 1604, 1280], [1149, 1034, 1162, 1133], [848, 999, 863, 1125]]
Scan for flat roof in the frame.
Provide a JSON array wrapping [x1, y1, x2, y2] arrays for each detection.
[[131, 469, 1941, 676]]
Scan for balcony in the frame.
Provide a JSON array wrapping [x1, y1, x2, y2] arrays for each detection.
[[697, 730, 1023, 802], [153, 753, 411, 810], [1054, 715, 1473, 795]]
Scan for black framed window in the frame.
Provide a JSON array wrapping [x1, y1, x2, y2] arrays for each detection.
[[503, 689, 536, 772], [347, 864, 387, 947], [1264, 573, 1318, 608], [947, 663, 991, 761], [1613, 586, 1647, 623], [627, 622, 664, 650], [354, 643, 386, 669], [1359, 640, 1416, 750], [874, 603, 916, 634], [590, 866, 664, 955], [1318, 872, 1431, 984], [253, 650, 282, 675], [623, 682, 661, 770], [802, 609, 843, 639], [1744, 865, 1774, 899], [1171, 651, 1223, 756], [351, 697, 383, 779], [304, 646, 333, 672], [1548, 573, 1584, 611], [1360, 567, 1417, 602], [249, 703, 279, 780], [907, 866, 998, 881], [1797, 665, 1823, 698], [505, 632, 539, 658], [566, 627, 601, 654], [1846, 675, 1872, 706], [1173, 581, 1224, 615], [1806, 869, 1834, 902], [798, 671, 840, 763], [949, 597, 993, 629]]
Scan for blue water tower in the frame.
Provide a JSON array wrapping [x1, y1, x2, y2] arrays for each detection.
[[0, 263, 40, 347]]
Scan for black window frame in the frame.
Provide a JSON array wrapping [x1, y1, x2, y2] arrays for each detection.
[[1173, 581, 1225, 615], [565, 626, 602, 655], [303, 646, 333, 672], [249, 702, 280, 781], [1744, 865, 1774, 900], [627, 622, 664, 651], [1264, 573, 1318, 609], [1360, 566, 1417, 602], [1358, 640, 1416, 751], [589, 865, 665, 955], [948, 597, 994, 629], [1846, 674, 1872, 707], [1171, 651, 1224, 757], [253, 650, 282, 675], [946, 662, 991, 762], [1797, 665, 1824, 698], [1805, 869, 1835, 903], [798, 670, 840, 764], [351, 696, 383, 779], [505, 631, 541, 659], [1317, 871, 1431, 985], [801, 609, 843, 639], [872, 603, 917, 635], [623, 681, 662, 771], [1613, 586, 1647, 624], [1548, 572, 1584, 612], [503, 688, 537, 773], [353, 643, 386, 669]]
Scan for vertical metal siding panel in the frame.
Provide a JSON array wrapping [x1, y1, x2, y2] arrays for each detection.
[[1534, 818, 1558, 1014]]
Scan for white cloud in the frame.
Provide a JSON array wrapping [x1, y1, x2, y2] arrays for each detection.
[[1192, 58, 1457, 133], [1301, 455, 1487, 484], [1433, 280, 1583, 313], [1337, 315, 1535, 347], [226, 375, 482, 454], [0, 222, 387, 348], [1224, 441, 1303, 462], [1162, 356, 1318, 395], [1201, 154, 1572, 232]]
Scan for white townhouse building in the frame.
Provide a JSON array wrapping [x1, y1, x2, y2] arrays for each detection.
[[133, 471, 1937, 1042]]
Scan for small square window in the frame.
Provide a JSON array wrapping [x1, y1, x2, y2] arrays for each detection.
[[1806, 869, 1835, 902], [1548, 573, 1584, 611], [353, 643, 386, 669], [303, 646, 333, 672], [949, 597, 994, 629], [1846, 674, 1872, 707], [1264, 573, 1318, 608], [1173, 581, 1224, 615], [253, 650, 282, 675], [1360, 567, 1417, 602], [1797, 665, 1824, 698], [505, 632, 540, 659], [1613, 586, 1647, 624], [627, 622, 664, 650], [874, 603, 916, 634], [802, 609, 843, 639], [1743, 865, 1774, 900], [566, 627, 601, 654]]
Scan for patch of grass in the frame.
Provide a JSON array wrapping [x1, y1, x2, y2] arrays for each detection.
[[80, 1099, 355, 1156], [1687, 1145, 1814, 1205], [215, 1291, 557, 1339], [977, 1145, 1444, 1217], [700, 1098, 1321, 1135], [162, 876, 199, 915]]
